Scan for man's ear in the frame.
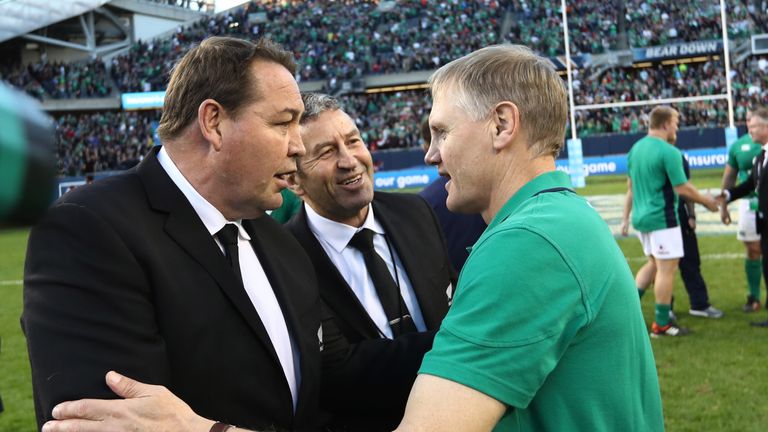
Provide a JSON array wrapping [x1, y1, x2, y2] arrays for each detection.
[[198, 99, 225, 151], [491, 101, 520, 151]]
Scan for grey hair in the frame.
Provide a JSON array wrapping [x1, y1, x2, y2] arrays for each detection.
[[300, 92, 341, 125], [429, 44, 567, 158], [753, 106, 768, 123]]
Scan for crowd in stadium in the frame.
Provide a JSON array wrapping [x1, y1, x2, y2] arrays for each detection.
[[2, 59, 111, 100], [54, 111, 159, 177], [511, 0, 764, 56], [4, 0, 766, 97], [3, 0, 768, 176]]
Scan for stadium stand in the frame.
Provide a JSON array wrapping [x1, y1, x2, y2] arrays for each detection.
[[2, 0, 768, 176], [54, 110, 159, 176]]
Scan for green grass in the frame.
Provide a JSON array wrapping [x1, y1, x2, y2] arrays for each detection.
[[0, 228, 34, 432], [1, 227, 766, 431], [578, 167, 725, 196]]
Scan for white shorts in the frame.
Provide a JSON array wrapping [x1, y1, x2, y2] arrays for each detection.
[[638, 226, 684, 259], [737, 198, 760, 242]]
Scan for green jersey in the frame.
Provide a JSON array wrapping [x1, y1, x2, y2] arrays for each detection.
[[420, 171, 664, 432], [269, 189, 302, 224], [627, 136, 687, 232], [728, 134, 762, 203]]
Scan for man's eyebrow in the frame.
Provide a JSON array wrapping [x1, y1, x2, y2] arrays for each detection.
[[430, 121, 446, 130], [344, 129, 361, 139], [311, 141, 336, 154]]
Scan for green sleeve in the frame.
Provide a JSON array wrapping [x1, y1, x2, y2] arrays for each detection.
[[419, 227, 588, 409], [663, 147, 687, 187], [269, 189, 302, 224], [727, 143, 738, 169]]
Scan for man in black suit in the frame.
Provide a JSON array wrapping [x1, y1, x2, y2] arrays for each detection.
[[722, 106, 768, 327], [285, 93, 456, 430], [24, 37, 323, 432]]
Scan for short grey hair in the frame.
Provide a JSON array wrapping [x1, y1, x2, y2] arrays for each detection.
[[753, 106, 768, 123], [429, 44, 567, 158], [300, 92, 340, 125]]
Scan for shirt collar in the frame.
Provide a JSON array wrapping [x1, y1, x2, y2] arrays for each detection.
[[157, 146, 250, 240], [304, 202, 384, 254], [485, 170, 572, 233]]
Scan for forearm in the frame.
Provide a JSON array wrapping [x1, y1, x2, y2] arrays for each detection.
[[622, 191, 632, 222], [721, 166, 737, 190], [728, 177, 756, 202], [674, 182, 708, 205]]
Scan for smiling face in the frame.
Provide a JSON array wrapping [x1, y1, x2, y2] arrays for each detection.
[[214, 60, 305, 218], [425, 89, 495, 215], [295, 109, 375, 226]]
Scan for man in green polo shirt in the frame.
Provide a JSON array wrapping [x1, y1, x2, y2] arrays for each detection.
[[394, 45, 664, 431], [721, 109, 763, 312], [621, 107, 719, 338]]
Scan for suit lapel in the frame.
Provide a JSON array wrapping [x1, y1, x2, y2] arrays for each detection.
[[288, 206, 382, 339], [372, 194, 448, 330], [137, 148, 282, 367]]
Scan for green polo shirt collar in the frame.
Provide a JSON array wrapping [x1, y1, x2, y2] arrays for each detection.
[[486, 170, 573, 233]]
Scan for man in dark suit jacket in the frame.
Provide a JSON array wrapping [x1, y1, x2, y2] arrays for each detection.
[[285, 93, 456, 431], [722, 106, 768, 327], [24, 37, 323, 431]]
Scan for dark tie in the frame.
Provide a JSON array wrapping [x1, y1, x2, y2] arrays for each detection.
[[348, 228, 417, 337], [216, 224, 244, 287]]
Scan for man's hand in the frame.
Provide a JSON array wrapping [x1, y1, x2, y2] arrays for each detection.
[[715, 193, 731, 225], [42, 371, 215, 432], [701, 194, 719, 212], [620, 218, 630, 237], [688, 217, 696, 230], [720, 205, 732, 225]]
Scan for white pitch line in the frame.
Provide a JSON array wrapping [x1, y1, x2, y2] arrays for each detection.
[[627, 253, 743, 262], [0, 280, 22, 286]]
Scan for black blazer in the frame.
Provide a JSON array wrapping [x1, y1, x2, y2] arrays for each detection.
[[22, 147, 322, 431], [285, 192, 456, 431], [729, 149, 767, 233]]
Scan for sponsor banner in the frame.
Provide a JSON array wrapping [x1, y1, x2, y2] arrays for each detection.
[[555, 147, 727, 177], [633, 40, 722, 62], [373, 166, 438, 190], [121, 91, 165, 110]]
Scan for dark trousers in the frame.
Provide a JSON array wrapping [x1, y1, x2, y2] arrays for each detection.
[[679, 225, 710, 310], [760, 230, 768, 299]]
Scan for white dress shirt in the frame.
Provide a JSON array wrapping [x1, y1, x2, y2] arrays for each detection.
[[158, 147, 300, 409], [304, 202, 426, 339]]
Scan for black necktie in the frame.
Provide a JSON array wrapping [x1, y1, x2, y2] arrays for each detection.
[[348, 228, 417, 337], [216, 224, 244, 287]]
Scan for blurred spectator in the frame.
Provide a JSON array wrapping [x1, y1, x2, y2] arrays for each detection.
[[2, 59, 112, 99], [54, 110, 159, 176]]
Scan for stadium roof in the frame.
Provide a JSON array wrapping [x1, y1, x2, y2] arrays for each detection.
[[0, 0, 110, 43]]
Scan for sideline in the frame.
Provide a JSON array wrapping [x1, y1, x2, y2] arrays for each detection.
[[0, 280, 22, 286], [627, 252, 742, 262]]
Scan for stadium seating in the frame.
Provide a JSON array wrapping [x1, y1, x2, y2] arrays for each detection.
[[2, 0, 768, 175]]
